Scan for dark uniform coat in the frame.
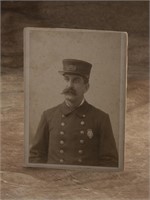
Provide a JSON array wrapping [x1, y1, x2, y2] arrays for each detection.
[[29, 101, 118, 167]]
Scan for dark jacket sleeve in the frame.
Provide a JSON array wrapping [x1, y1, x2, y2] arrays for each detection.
[[99, 114, 118, 167], [29, 111, 49, 163]]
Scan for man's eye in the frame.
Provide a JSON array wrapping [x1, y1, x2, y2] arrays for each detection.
[[64, 77, 69, 82], [74, 78, 80, 83]]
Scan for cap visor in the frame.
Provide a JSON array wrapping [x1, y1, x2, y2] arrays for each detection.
[[58, 71, 83, 76]]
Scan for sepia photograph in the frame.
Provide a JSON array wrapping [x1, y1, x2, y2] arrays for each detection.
[[24, 28, 127, 170], [1, 1, 149, 199]]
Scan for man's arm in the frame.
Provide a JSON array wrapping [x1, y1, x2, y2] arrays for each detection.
[[99, 114, 118, 167], [29, 111, 49, 163]]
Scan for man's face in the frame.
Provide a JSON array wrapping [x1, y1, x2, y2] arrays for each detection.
[[62, 74, 89, 103]]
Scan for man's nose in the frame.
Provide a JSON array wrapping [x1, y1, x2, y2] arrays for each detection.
[[67, 80, 73, 88]]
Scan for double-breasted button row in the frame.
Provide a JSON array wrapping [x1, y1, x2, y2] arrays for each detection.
[[58, 113, 86, 164], [59, 116, 65, 164]]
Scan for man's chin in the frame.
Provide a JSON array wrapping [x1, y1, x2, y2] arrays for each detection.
[[65, 94, 76, 102]]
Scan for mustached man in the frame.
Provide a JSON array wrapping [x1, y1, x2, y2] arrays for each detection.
[[29, 59, 118, 167]]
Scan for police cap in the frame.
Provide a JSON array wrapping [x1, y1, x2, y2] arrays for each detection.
[[59, 59, 92, 79]]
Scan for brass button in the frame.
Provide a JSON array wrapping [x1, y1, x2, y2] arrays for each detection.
[[80, 130, 84, 134], [60, 159, 64, 163], [61, 122, 65, 126], [60, 149, 64, 154], [80, 139, 84, 144], [60, 131, 65, 135], [78, 158, 82, 163], [78, 150, 83, 154], [62, 114, 65, 118], [60, 140, 64, 145], [80, 121, 85, 125], [82, 114, 86, 118]]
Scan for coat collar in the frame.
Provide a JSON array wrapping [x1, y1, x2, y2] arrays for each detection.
[[60, 100, 90, 118]]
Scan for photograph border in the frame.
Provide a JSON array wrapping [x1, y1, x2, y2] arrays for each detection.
[[23, 27, 128, 171]]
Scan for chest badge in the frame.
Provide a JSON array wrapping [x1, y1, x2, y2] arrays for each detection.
[[87, 129, 93, 139]]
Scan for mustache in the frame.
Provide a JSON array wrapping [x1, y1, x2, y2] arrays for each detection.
[[61, 87, 77, 95]]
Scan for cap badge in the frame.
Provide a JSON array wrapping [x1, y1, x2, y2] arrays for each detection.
[[66, 65, 77, 71], [87, 129, 93, 139]]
